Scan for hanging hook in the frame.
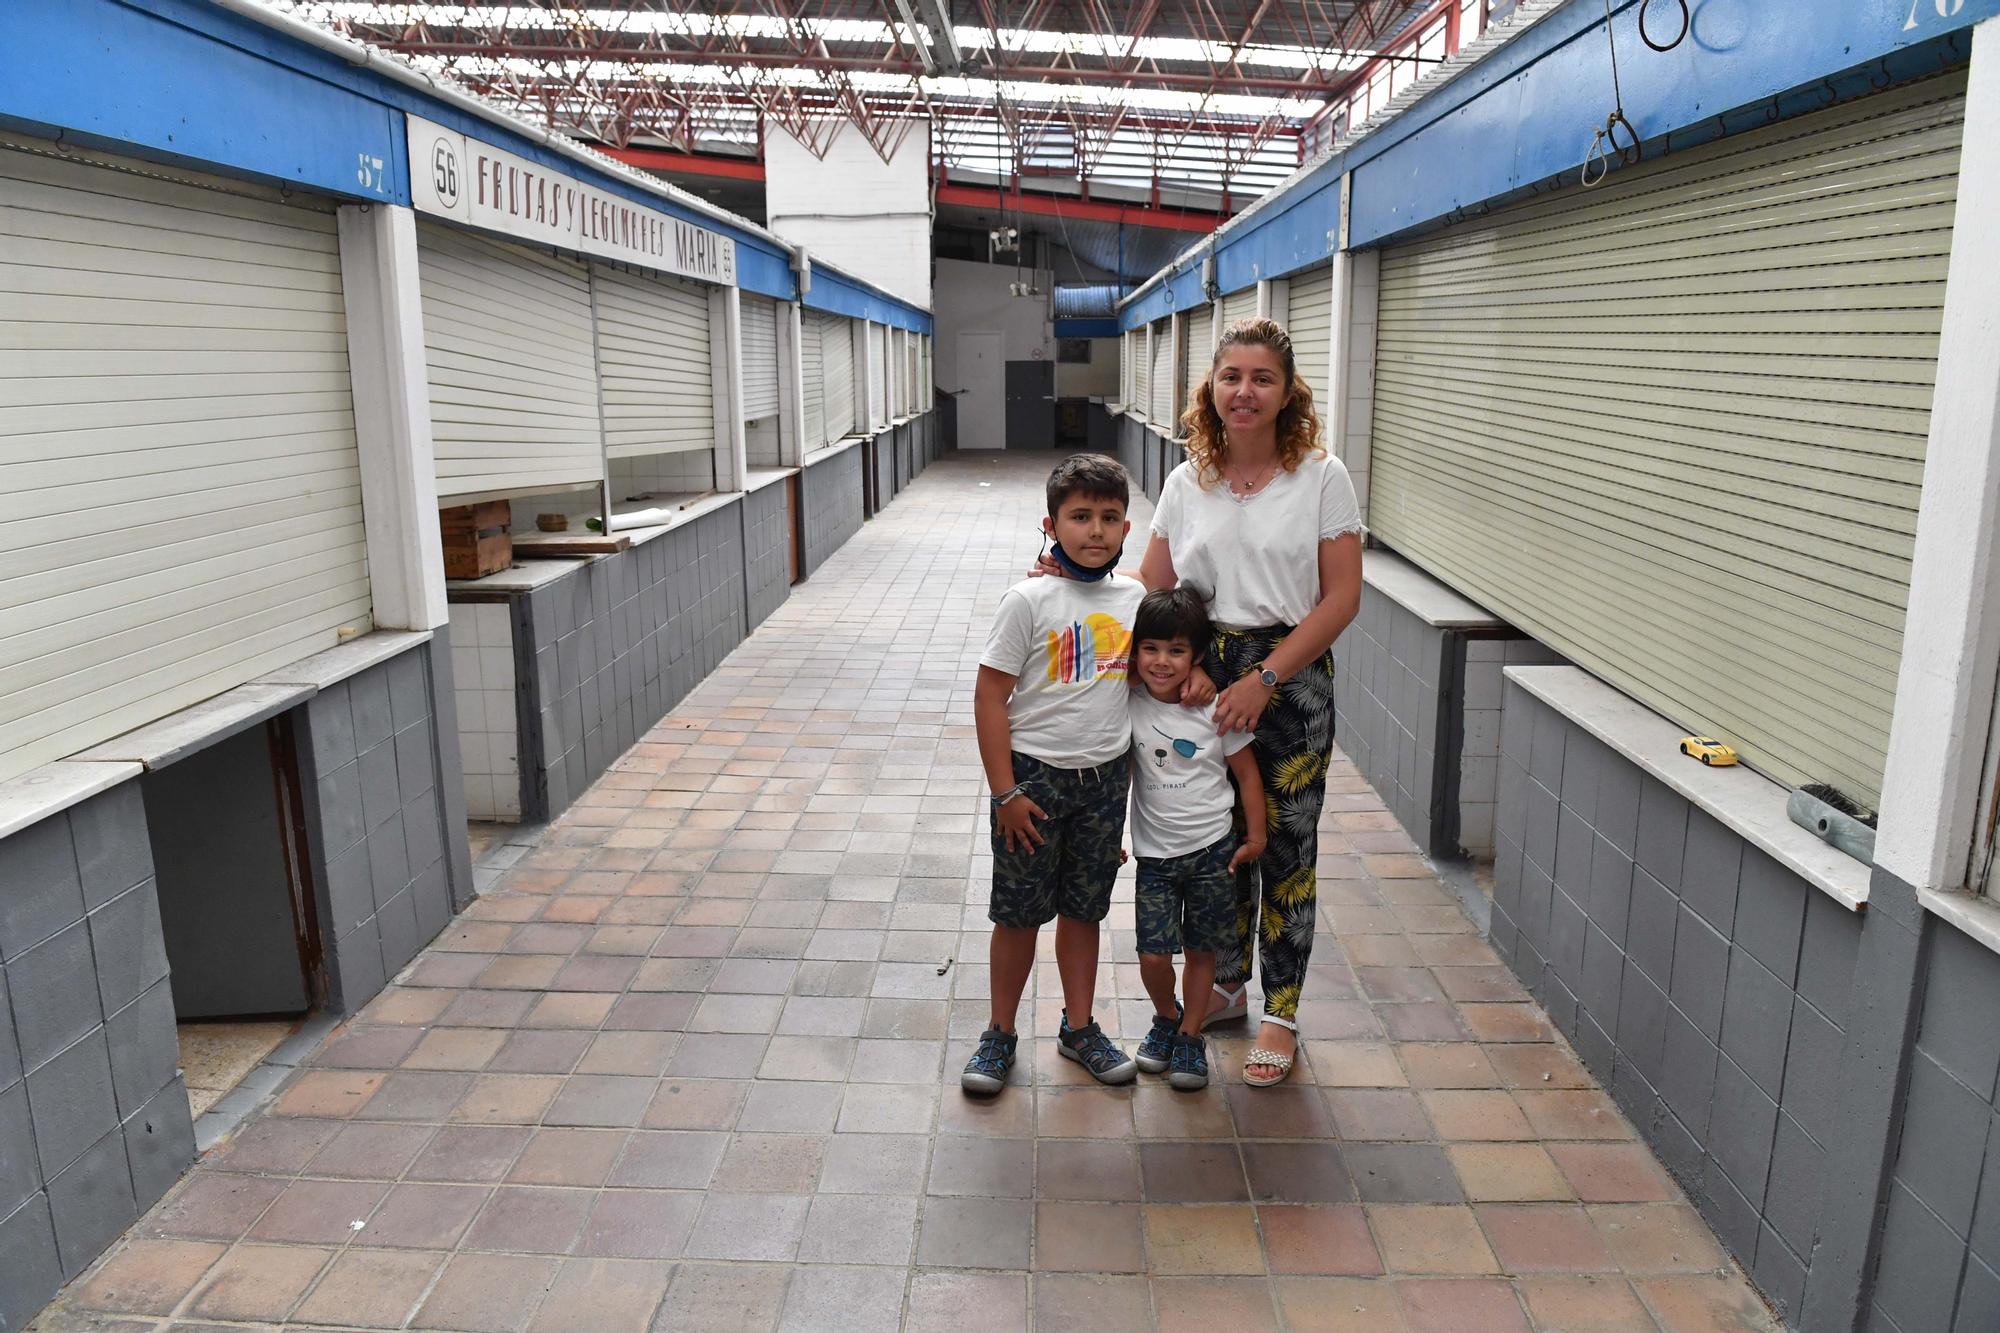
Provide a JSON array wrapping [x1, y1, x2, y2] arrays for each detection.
[[1605, 109, 1641, 166], [1581, 126, 1612, 188], [1638, 0, 1689, 53], [1869, 57, 1894, 91]]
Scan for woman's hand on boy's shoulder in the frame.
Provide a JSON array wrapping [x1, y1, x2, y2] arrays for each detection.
[[1180, 665, 1217, 707], [1026, 551, 1063, 579]]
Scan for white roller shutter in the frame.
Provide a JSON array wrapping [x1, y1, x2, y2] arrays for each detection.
[[592, 265, 712, 459], [0, 140, 371, 784], [418, 222, 602, 502], [740, 294, 779, 421], [906, 334, 919, 415], [1371, 72, 1966, 808], [1149, 318, 1174, 424], [801, 312, 826, 447], [1286, 264, 1334, 414], [868, 323, 888, 427], [1132, 326, 1153, 421], [824, 315, 856, 439], [1220, 285, 1258, 337]]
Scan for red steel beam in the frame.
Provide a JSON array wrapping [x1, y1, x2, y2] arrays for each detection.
[[604, 147, 768, 178], [933, 182, 1220, 230]]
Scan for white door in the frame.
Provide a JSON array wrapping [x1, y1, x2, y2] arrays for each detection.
[[957, 331, 1004, 451]]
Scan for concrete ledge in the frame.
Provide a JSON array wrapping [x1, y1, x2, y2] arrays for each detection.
[[1506, 664, 1870, 911], [1364, 549, 1502, 629], [448, 558, 589, 595], [0, 760, 144, 842], [255, 630, 433, 691], [1919, 885, 2000, 958], [805, 435, 866, 464], [76, 684, 314, 770], [744, 466, 795, 494]]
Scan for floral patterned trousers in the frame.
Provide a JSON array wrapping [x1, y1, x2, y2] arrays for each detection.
[[1210, 624, 1335, 1023]]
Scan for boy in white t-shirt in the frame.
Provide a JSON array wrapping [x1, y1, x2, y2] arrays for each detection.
[[962, 455, 1147, 1096], [1127, 588, 1267, 1090]]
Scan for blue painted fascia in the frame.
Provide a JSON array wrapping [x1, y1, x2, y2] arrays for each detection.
[[1054, 318, 1120, 338], [1120, 263, 1210, 330], [804, 268, 933, 334]]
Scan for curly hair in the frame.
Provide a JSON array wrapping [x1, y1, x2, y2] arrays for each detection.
[[1179, 316, 1324, 489]]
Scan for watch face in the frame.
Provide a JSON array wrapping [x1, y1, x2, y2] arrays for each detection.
[[1259, 668, 1278, 686]]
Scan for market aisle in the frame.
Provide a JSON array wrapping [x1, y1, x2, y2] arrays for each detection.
[[37, 450, 1773, 1332]]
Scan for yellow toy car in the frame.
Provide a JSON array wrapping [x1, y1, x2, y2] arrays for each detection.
[[1680, 736, 1737, 766]]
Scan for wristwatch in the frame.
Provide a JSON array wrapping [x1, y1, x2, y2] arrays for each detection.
[[1255, 662, 1279, 688]]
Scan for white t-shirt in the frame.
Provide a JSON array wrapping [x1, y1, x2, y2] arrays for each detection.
[[980, 574, 1146, 768], [1150, 451, 1363, 626], [1128, 692, 1254, 858]]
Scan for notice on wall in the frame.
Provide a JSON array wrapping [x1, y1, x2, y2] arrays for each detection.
[[406, 114, 736, 286]]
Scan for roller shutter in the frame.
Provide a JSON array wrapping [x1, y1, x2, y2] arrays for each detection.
[[1286, 264, 1334, 414], [823, 315, 856, 439], [1149, 318, 1174, 424], [740, 293, 780, 420], [418, 221, 602, 502], [0, 140, 371, 783], [1220, 285, 1258, 335], [1370, 72, 1966, 807], [591, 265, 712, 459], [1185, 305, 1214, 403], [906, 335, 919, 415], [1132, 326, 1153, 421], [801, 312, 826, 447], [868, 323, 887, 427]]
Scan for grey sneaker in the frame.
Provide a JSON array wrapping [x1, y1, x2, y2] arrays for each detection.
[[960, 1025, 1017, 1095], [1057, 1010, 1137, 1085]]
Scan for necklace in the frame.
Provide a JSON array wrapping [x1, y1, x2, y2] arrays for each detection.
[[1227, 458, 1277, 500]]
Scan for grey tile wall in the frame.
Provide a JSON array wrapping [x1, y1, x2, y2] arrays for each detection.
[[871, 431, 896, 511], [299, 644, 454, 1013], [518, 505, 748, 819], [1117, 417, 1147, 499], [1492, 676, 1862, 1329], [1870, 918, 2000, 1332], [802, 445, 865, 577], [742, 481, 793, 632], [0, 785, 195, 1327]]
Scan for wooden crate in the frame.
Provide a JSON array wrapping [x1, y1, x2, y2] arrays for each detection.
[[439, 501, 512, 580]]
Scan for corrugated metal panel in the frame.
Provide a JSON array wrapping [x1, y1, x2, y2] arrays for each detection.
[[740, 293, 780, 420], [0, 141, 371, 783], [907, 335, 919, 415], [1220, 285, 1258, 334], [592, 265, 712, 460], [823, 314, 856, 439], [1370, 73, 1966, 808], [1186, 304, 1214, 403], [1132, 326, 1154, 420], [868, 323, 887, 427], [1286, 263, 1334, 413], [1150, 317, 1173, 424], [801, 311, 826, 447], [418, 221, 602, 502]]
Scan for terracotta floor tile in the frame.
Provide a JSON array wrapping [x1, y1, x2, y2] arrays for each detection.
[[610, 1130, 728, 1190], [1133, 1083, 1237, 1137], [578, 1030, 681, 1076], [1547, 1142, 1679, 1203], [462, 1185, 595, 1254], [1261, 1204, 1382, 1275], [1420, 1090, 1535, 1141], [1139, 1140, 1248, 1202], [1343, 1144, 1464, 1204], [1398, 1043, 1501, 1090], [1477, 1202, 1617, 1273], [1316, 1042, 1411, 1088], [413, 1251, 561, 1332], [408, 1124, 533, 1183], [1143, 1203, 1265, 1275], [1515, 1090, 1633, 1141], [362, 1182, 490, 1249], [1037, 1086, 1136, 1138], [270, 1069, 384, 1119], [526, 1257, 672, 1332], [546, 1074, 658, 1128], [906, 1271, 1030, 1333], [182, 1242, 331, 1320], [148, 1175, 286, 1242], [653, 1263, 790, 1333], [1035, 1273, 1155, 1332], [1241, 1142, 1357, 1204], [1519, 1275, 1660, 1331], [780, 1265, 910, 1332], [576, 1188, 701, 1259], [1486, 1043, 1596, 1089], [683, 1191, 811, 1261], [718, 1132, 827, 1193], [738, 1079, 844, 1133], [818, 1133, 930, 1194], [489, 1029, 591, 1075], [1447, 1144, 1574, 1203], [914, 1195, 1032, 1269], [1394, 1277, 1531, 1332], [1635, 1274, 1781, 1331], [1368, 1204, 1499, 1274], [293, 1247, 444, 1328], [359, 1070, 475, 1122], [1326, 1088, 1434, 1142], [1458, 1004, 1555, 1044], [248, 1178, 389, 1244], [1590, 1205, 1728, 1275], [1152, 1276, 1281, 1332], [1035, 1200, 1145, 1272], [453, 1073, 563, 1124], [796, 1194, 920, 1265], [74, 1239, 227, 1315], [318, 1025, 425, 1069], [1274, 1276, 1407, 1331], [1226, 1086, 1338, 1139], [1377, 1002, 1469, 1043], [306, 1121, 434, 1179], [643, 1077, 747, 1131], [928, 1134, 1033, 1198], [1032, 1137, 1140, 1202]]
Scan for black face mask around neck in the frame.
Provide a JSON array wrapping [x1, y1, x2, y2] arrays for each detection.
[[1045, 534, 1123, 582]]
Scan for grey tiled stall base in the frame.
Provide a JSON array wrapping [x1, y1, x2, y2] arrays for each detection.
[[1333, 586, 1561, 860], [1491, 676, 1861, 1327], [742, 480, 792, 632], [801, 445, 864, 576], [299, 644, 461, 1014], [0, 785, 194, 1330]]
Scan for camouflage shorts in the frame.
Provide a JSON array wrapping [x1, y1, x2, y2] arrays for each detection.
[[989, 751, 1132, 929], [1135, 834, 1238, 956]]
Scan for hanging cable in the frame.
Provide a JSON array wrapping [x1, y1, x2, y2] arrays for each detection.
[[1581, 0, 1641, 187], [1638, 0, 1689, 53]]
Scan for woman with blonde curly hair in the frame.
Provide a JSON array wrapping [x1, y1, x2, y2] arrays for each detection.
[[1142, 315, 1364, 1086]]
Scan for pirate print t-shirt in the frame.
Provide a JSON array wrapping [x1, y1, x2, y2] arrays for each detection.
[[1128, 692, 1254, 858], [981, 573, 1146, 768]]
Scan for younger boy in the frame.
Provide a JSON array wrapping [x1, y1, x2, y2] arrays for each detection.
[[1128, 588, 1266, 1090], [963, 454, 1146, 1096]]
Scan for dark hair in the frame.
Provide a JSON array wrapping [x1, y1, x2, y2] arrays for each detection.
[[1133, 587, 1212, 650], [1046, 452, 1131, 516]]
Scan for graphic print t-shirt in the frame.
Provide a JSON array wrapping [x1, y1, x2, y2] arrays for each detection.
[[980, 574, 1145, 768], [1128, 692, 1254, 858]]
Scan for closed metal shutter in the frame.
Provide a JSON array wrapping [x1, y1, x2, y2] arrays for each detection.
[[418, 221, 602, 502], [824, 315, 856, 439], [591, 265, 712, 459], [740, 293, 780, 421], [1220, 285, 1258, 335], [1371, 72, 1966, 807], [1132, 326, 1153, 421], [906, 335, 919, 415], [1286, 264, 1334, 414], [0, 141, 371, 783], [1150, 318, 1174, 424], [801, 312, 826, 447], [868, 323, 887, 427], [1185, 304, 1215, 401]]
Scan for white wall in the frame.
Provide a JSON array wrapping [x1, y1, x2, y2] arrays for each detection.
[[1056, 338, 1120, 399], [766, 122, 931, 309], [933, 256, 1055, 437]]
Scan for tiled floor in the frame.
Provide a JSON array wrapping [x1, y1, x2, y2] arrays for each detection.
[[37, 451, 1776, 1331]]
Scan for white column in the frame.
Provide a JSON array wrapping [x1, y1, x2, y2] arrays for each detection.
[[776, 300, 804, 468], [1256, 278, 1275, 321], [1876, 16, 2000, 894], [710, 285, 748, 492], [336, 203, 447, 632], [1266, 277, 1290, 327], [856, 321, 877, 432]]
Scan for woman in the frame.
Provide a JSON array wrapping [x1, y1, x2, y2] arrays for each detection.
[[1142, 316, 1363, 1086]]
